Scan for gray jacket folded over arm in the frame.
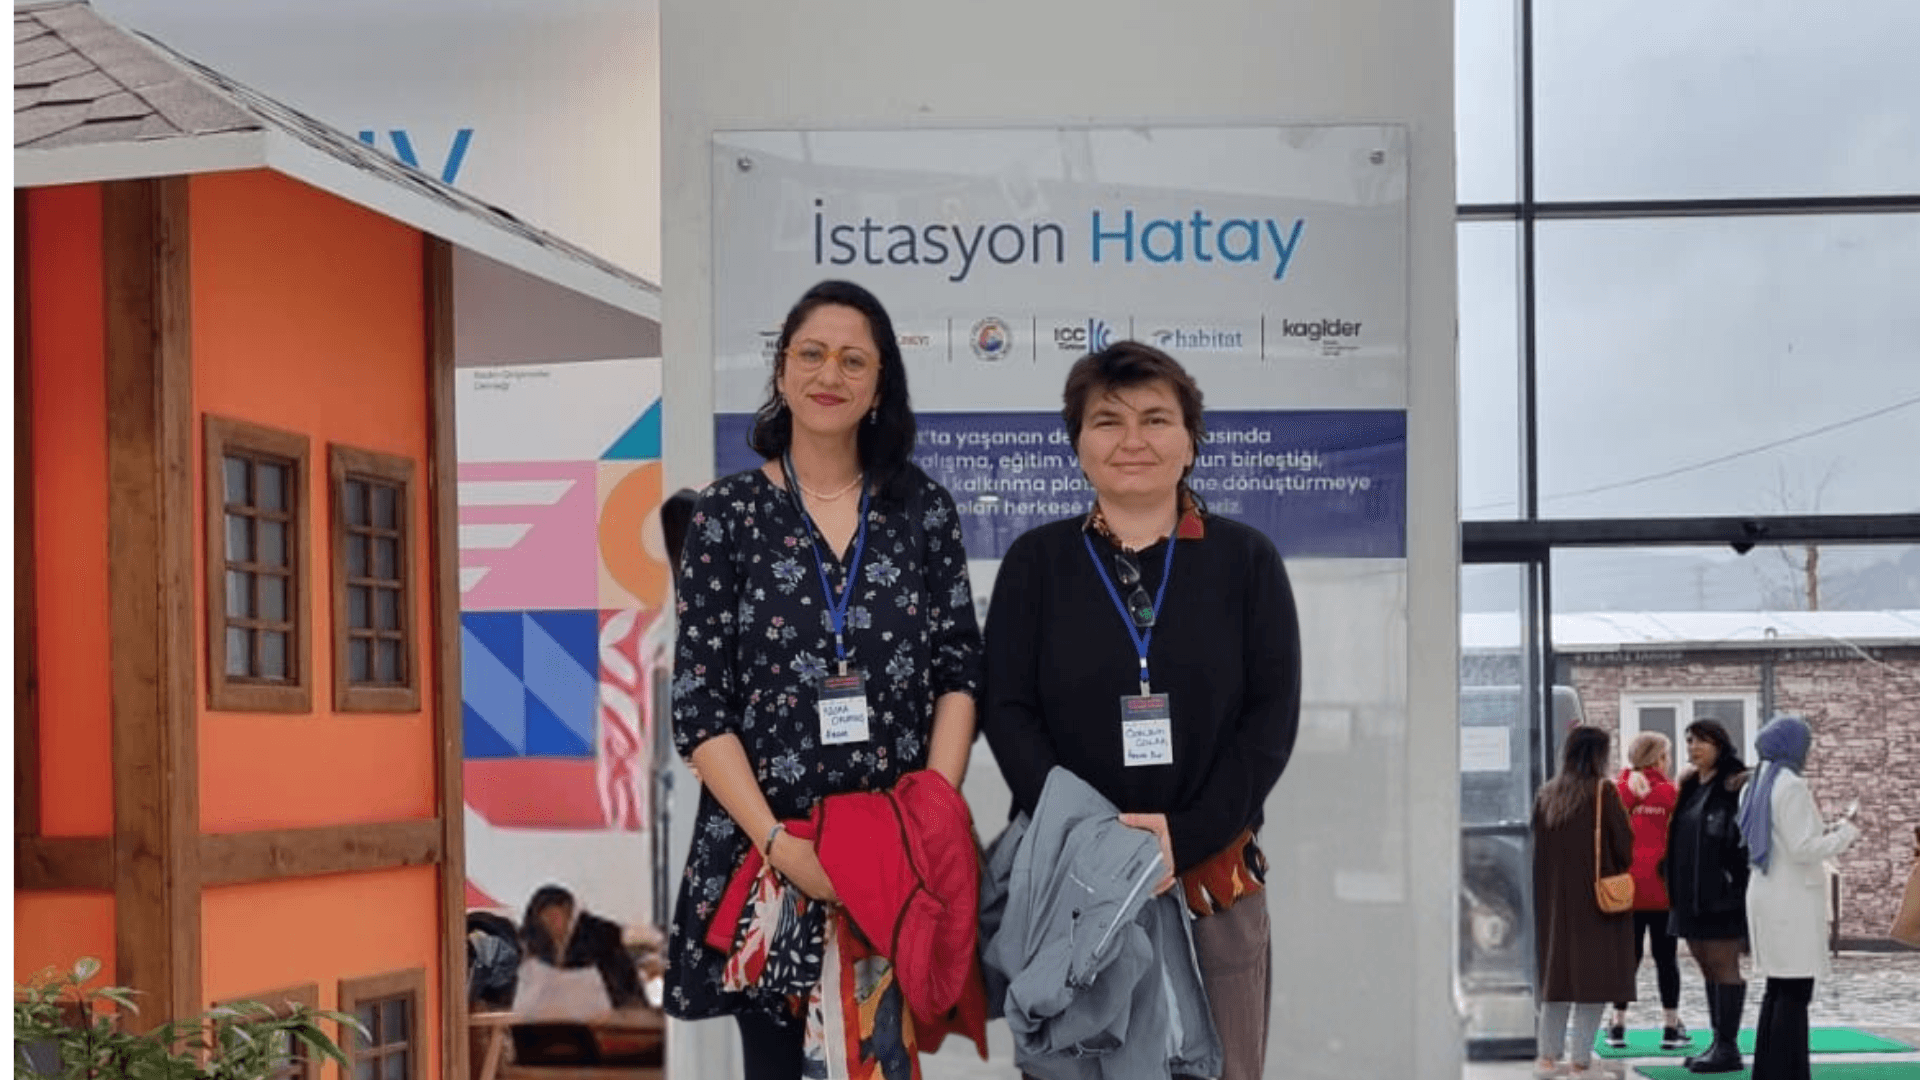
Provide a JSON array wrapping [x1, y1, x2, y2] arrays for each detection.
[[980, 767, 1224, 1080]]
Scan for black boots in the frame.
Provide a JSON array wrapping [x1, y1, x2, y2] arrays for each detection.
[[1683, 984, 1718, 1068], [1687, 982, 1746, 1073]]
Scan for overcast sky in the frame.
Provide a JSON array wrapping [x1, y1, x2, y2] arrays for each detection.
[[1455, 0, 1920, 615]]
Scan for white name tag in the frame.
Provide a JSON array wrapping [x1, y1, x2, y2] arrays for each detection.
[[1120, 693, 1174, 767], [818, 672, 871, 746]]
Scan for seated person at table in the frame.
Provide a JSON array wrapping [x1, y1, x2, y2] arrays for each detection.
[[520, 885, 643, 1008]]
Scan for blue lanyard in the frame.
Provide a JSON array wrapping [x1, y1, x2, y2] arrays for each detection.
[[781, 454, 870, 675], [1082, 529, 1177, 694]]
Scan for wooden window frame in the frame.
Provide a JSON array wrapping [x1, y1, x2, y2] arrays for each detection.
[[214, 983, 319, 1080], [329, 445, 420, 713], [337, 968, 426, 1080], [204, 415, 312, 713]]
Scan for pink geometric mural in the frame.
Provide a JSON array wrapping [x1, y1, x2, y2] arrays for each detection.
[[458, 461, 599, 612]]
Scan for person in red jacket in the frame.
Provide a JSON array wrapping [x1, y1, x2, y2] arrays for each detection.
[[1606, 731, 1690, 1051]]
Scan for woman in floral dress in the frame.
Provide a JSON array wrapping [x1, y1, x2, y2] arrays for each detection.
[[662, 280, 982, 1079]]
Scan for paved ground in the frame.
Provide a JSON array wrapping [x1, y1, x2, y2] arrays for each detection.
[[918, 949, 1919, 1079], [1468, 949, 1920, 1079]]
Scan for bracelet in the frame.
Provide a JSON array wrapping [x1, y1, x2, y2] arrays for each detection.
[[763, 822, 784, 859]]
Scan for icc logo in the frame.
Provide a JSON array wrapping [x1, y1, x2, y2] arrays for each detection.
[[1052, 318, 1114, 353]]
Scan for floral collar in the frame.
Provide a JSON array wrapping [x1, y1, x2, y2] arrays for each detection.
[[1085, 491, 1207, 552]]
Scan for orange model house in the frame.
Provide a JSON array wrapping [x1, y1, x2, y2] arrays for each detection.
[[13, 5, 661, 1078]]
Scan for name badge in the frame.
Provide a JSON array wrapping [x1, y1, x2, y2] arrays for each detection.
[[1120, 693, 1174, 767], [818, 671, 871, 746]]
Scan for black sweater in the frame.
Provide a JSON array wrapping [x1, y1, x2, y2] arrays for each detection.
[[981, 513, 1302, 872]]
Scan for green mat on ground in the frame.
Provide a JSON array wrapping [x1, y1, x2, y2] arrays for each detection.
[[1598, 1027, 1916, 1058], [1636, 1064, 1920, 1080]]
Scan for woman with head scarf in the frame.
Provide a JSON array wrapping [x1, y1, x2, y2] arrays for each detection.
[[1738, 715, 1861, 1080], [1665, 719, 1751, 1073]]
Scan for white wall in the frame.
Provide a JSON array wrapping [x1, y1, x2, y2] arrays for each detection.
[[662, 2, 1460, 1078], [91, 0, 661, 281]]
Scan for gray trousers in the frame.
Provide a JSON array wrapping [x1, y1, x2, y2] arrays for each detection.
[[1184, 895, 1272, 1080], [1538, 1001, 1606, 1065]]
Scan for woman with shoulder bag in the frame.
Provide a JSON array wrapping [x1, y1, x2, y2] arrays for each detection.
[[1531, 725, 1636, 1080]]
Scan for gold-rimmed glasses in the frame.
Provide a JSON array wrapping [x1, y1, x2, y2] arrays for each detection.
[[785, 340, 877, 380]]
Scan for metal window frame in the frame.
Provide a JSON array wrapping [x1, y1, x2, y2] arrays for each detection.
[[1457, 0, 1920, 1060]]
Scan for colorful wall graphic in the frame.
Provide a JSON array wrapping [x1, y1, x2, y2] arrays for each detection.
[[457, 357, 670, 929]]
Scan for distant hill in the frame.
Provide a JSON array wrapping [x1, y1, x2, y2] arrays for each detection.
[[1464, 544, 1920, 614]]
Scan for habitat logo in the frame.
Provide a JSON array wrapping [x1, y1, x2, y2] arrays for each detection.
[[970, 317, 1015, 361], [1149, 325, 1248, 353], [1049, 317, 1117, 354]]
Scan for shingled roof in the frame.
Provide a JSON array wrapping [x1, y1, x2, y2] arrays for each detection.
[[14, 0, 659, 318]]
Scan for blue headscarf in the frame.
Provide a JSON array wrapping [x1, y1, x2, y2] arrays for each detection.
[[1739, 714, 1812, 873]]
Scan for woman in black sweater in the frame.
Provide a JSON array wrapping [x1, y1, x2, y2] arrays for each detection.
[[1666, 719, 1752, 1074], [981, 341, 1302, 1080]]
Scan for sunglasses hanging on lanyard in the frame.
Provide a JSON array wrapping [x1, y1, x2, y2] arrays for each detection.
[[782, 453, 872, 747], [1083, 530, 1177, 768]]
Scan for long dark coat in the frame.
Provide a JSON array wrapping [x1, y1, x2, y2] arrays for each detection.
[[1532, 780, 1636, 1003]]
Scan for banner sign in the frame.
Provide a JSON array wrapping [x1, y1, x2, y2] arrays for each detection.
[[717, 409, 1405, 559], [711, 125, 1409, 559]]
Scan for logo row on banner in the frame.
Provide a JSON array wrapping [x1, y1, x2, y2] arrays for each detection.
[[751, 314, 1378, 365]]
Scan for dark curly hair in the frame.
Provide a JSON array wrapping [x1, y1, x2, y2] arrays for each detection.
[[746, 280, 919, 505]]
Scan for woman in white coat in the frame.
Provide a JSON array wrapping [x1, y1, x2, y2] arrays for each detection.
[[1737, 715, 1861, 1080]]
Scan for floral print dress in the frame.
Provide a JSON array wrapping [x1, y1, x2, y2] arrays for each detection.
[[664, 464, 983, 1021]]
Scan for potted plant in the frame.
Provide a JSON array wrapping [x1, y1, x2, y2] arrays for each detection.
[[15, 958, 361, 1079]]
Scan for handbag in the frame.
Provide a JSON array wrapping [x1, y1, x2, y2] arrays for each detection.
[[1891, 825, 1920, 948], [1594, 781, 1635, 914]]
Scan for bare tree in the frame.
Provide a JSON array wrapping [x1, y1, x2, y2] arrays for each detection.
[[1764, 463, 1839, 610]]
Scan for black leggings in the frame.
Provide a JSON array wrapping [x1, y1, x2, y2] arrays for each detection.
[[1613, 911, 1681, 1011], [1752, 977, 1816, 1080], [736, 1010, 805, 1080]]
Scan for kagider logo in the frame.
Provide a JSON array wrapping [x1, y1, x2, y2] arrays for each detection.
[[1278, 317, 1363, 342]]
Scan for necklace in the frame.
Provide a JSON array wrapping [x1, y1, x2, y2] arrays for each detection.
[[796, 472, 863, 501]]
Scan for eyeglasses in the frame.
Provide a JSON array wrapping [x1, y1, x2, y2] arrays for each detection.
[[785, 341, 876, 380], [1113, 552, 1157, 629]]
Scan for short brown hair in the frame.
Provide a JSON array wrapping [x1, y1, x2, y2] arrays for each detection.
[[1061, 341, 1207, 480]]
